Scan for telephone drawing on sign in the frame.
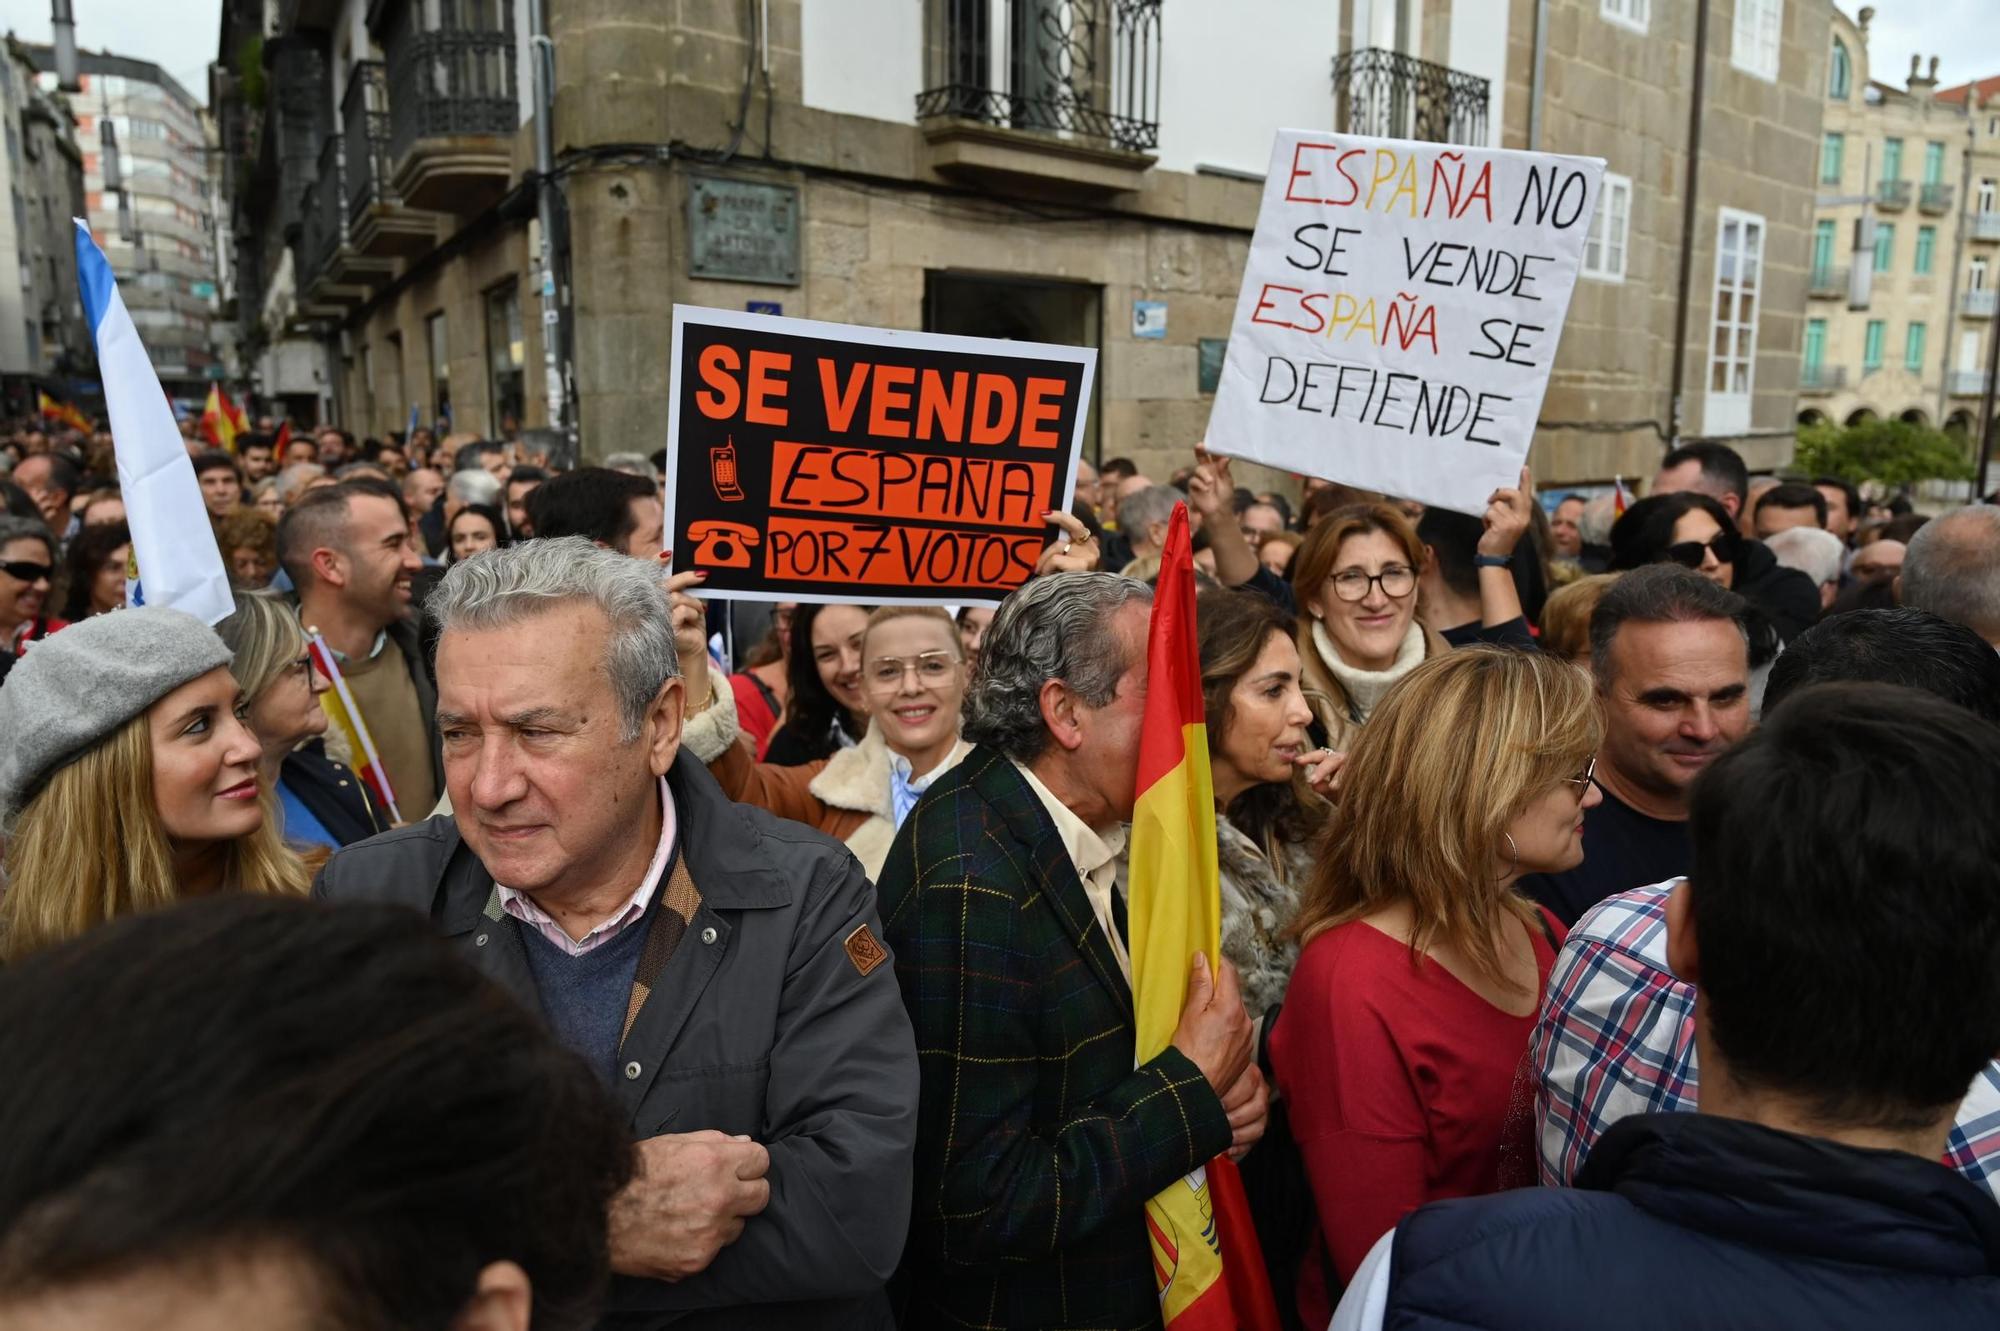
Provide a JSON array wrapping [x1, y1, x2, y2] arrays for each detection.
[[711, 439, 745, 502], [687, 521, 761, 570]]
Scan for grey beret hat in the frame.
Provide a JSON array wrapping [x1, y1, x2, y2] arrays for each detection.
[[0, 607, 235, 825]]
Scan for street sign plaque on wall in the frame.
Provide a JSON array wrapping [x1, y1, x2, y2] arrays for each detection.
[[687, 176, 801, 286]]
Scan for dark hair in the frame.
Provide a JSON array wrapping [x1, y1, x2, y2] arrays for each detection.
[[1755, 482, 1827, 527], [526, 467, 654, 547], [0, 480, 39, 522], [774, 602, 871, 758], [1659, 440, 1749, 507], [1812, 475, 1862, 526], [59, 519, 132, 620], [1416, 507, 1484, 599], [1879, 512, 1929, 544], [507, 463, 550, 487], [277, 481, 403, 586], [1589, 562, 1751, 690], [1607, 492, 1740, 573], [1099, 456, 1138, 482], [236, 432, 275, 455], [20, 451, 79, 499], [0, 895, 632, 1329], [1689, 683, 2000, 1129], [190, 449, 243, 482], [446, 503, 509, 564], [320, 427, 356, 452], [340, 472, 412, 519], [1827, 574, 1898, 617], [1198, 589, 1321, 856], [1764, 608, 2000, 723], [452, 439, 504, 473]]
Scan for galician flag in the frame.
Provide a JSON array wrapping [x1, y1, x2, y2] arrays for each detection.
[[1128, 503, 1281, 1330], [73, 219, 233, 625]]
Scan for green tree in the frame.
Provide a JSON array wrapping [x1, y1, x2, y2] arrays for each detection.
[[1793, 418, 1974, 488]]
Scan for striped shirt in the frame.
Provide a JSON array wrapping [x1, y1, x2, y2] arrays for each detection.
[[1532, 879, 2000, 1200]]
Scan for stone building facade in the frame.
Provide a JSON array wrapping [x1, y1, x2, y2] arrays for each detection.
[[224, 0, 1831, 488], [1796, 5, 2000, 444]]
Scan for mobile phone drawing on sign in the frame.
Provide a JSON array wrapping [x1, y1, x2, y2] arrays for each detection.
[[712, 438, 745, 503]]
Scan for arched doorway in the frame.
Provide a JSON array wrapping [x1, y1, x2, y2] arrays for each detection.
[[1845, 407, 1878, 426], [1898, 407, 1931, 427], [1797, 408, 1829, 427]]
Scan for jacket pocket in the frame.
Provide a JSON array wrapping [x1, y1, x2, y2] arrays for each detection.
[[641, 1057, 772, 1139]]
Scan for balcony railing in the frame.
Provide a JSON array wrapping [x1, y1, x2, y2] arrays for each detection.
[[1974, 212, 2000, 241], [1920, 182, 1954, 214], [385, 18, 519, 166], [295, 133, 347, 288], [916, 0, 1164, 154], [1808, 265, 1849, 299], [1801, 364, 1847, 392], [1876, 179, 1912, 210], [343, 61, 395, 225], [1332, 48, 1490, 146], [1949, 369, 1992, 396], [1966, 289, 1998, 318]]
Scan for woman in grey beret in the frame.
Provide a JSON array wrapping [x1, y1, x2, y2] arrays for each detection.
[[0, 606, 309, 962]]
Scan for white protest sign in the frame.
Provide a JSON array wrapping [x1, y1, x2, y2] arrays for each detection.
[[1207, 130, 1604, 516]]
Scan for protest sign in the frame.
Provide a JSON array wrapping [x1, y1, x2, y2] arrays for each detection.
[[665, 306, 1094, 605], [1206, 131, 1604, 515]]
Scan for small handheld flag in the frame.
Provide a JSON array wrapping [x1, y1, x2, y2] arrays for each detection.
[[1613, 475, 1631, 517], [201, 384, 242, 453], [273, 419, 293, 457], [74, 219, 233, 625], [37, 390, 91, 432], [1128, 503, 1281, 1330], [305, 630, 404, 824]]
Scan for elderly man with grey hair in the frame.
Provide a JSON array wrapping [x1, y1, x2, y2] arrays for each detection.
[[877, 570, 1266, 1331], [1765, 523, 1846, 612], [316, 537, 918, 1331], [1113, 482, 1187, 569], [1902, 505, 2000, 650]]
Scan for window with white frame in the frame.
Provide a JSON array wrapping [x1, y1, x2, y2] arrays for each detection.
[[1582, 173, 1633, 281], [1704, 209, 1765, 437], [1601, 0, 1649, 33], [1731, 0, 1783, 82]]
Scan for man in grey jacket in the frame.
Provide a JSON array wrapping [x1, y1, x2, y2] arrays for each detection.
[[316, 538, 916, 1330]]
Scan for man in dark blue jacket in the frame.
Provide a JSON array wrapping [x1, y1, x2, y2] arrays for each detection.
[[1333, 681, 2000, 1331]]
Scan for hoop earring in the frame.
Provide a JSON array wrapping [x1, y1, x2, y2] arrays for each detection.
[[1501, 832, 1520, 879]]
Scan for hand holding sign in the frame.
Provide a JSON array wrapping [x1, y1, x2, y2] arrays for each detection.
[[1035, 509, 1102, 576]]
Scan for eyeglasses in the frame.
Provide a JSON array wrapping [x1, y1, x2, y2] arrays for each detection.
[[1327, 565, 1416, 602], [1564, 756, 1598, 795], [287, 654, 320, 682], [864, 652, 959, 693], [0, 561, 52, 583], [1664, 533, 1737, 570]]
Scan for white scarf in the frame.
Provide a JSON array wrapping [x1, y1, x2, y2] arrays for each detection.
[[1312, 617, 1426, 723]]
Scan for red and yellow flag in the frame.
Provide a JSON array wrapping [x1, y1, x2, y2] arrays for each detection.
[[1129, 503, 1280, 1331], [306, 629, 405, 824], [37, 390, 90, 432], [200, 384, 246, 452], [273, 419, 293, 457]]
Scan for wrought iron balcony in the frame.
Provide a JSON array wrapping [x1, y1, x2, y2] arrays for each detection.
[[1949, 369, 1992, 396], [1808, 265, 1849, 299], [916, 0, 1163, 162], [1876, 179, 1911, 210], [1919, 182, 1954, 214], [293, 135, 346, 294], [1800, 363, 1847, 392], [1966, 289, 1998, 319], [379, 0, 519, 212], [1331, 48, 1490, 147], [343, 60, 437, 257], [1974, 212, 2000, 242]]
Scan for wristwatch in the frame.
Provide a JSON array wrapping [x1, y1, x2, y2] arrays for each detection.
[[1474, 553, 1512, 568]]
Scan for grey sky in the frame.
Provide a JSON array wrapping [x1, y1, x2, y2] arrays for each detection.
[[8, 0, 2000, 108]]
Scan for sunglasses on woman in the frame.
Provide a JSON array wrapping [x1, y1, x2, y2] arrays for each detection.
[[0, 561, 53, 583], [1663, 533, 1736, 570]]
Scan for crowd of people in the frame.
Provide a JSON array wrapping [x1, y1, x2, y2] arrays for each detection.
[[2, 410, 2000, 1330]]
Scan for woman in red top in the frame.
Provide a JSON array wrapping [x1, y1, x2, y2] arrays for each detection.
[[1269, 647, 1602, 1324]]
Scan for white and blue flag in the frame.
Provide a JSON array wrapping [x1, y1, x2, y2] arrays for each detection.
[[74, 219, 233, 625]]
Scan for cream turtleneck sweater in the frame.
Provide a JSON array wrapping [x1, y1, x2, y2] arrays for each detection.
[[1311, 617, 1426, 723]]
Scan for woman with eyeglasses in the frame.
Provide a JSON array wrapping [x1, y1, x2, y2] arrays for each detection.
[[1610, 491, 1819, 644], [681, 604, 972, 881], [214, 591, 385, 856], [0, 515, 65, 656], [0, 607, 311, 962], [1268, 649, 1602, 1323]]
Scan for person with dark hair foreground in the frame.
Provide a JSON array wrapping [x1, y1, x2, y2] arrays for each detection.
[[1535, 610, 2000, 1204], [1343, 684, 2000, 1330], [1610, 490, 1818, 644], [0, 895, 632, 1331], [524, 466, 661, 556]]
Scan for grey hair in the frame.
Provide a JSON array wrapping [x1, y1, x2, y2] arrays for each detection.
[[1117, 485, 1185, 545], [1903, 506, 2000, 644], [447, 468, 503, 507], [0, 516, 54, 560], [426, 536, 680, 742], [602, 452, 660, 482], [272, 463, 327, 503], [1765, 525, 1845, 590], [1579, 493, 1618, 547], [1589, 563, 1751, 692], [962, 571, 1153, 763]]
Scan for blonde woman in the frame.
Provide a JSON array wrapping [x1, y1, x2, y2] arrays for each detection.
[[215, 591, 386, 853], [1268, 648, 1602, 1322], [0, 607, 309, 962], [680, 605, 973, 881]]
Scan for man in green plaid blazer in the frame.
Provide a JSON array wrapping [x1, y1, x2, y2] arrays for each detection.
[[878, 573, 1267, 1331]]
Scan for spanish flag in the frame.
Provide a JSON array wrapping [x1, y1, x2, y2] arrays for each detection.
[[1129, 503, 1280, 1330], [37, 390, 90, 432], [200, 384, 247, 452], [305, 628, 405, 824]]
